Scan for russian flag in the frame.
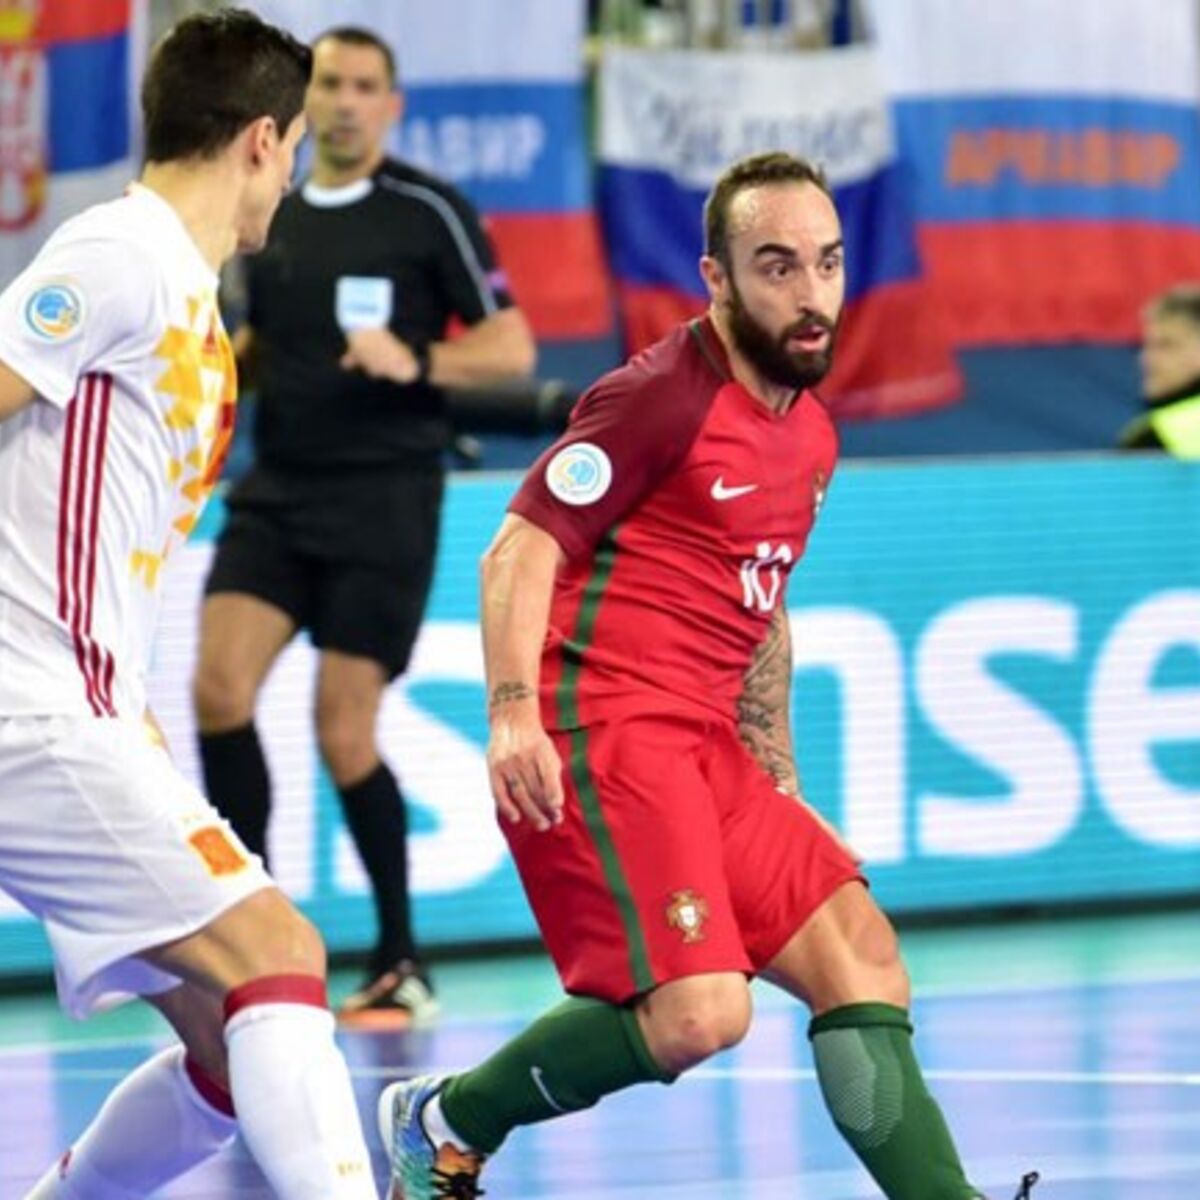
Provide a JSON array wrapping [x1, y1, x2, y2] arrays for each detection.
[[597, 45, 960, 419], [874, 0, 1200, 344]]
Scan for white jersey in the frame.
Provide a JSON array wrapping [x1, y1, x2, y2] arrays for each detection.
[[0, 185, 236, 717]]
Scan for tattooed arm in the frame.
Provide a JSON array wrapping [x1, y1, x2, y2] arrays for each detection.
[[480, 513, 567, 829], [737, 604, 800, 796]]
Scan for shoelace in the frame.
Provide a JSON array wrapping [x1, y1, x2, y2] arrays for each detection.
[[1013, 1171, 1040, 1199], [431, 1165, 486, 1199]]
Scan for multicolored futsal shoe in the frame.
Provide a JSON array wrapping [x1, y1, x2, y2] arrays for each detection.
[[378, 1074, 486, 1200]]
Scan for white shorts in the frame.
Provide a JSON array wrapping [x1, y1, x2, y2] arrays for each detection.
[[0, 714, 273, 1018]]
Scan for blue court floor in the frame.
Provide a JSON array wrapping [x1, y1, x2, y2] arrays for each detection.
[[1, 909, 1198, 1198]]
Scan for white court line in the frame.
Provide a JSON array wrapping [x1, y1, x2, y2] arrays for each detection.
[[5, 968, 1200, 1063], [0, 1032, 166, 1061], [4, 1061, 1200, 1088], [692, 1065, 1200, 1087]]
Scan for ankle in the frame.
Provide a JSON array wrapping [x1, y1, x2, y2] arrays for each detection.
[[421, 1088, 477, 1155]]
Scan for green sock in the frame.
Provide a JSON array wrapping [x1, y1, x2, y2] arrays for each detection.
[[440, 996, 673, 1154], [809, 1003, 982, 1200]]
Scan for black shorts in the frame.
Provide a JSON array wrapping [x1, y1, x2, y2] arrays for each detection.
[[205, 465, 443, 678]]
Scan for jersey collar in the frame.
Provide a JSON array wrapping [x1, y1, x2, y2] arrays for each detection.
[[688, 314, 733, 381], [301, 177, 374, 208]]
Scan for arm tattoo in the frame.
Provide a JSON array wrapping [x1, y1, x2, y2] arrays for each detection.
[[737, 606, 801, 795], [489, 680, 536, 710]]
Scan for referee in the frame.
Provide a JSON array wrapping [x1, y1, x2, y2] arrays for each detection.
[[192, 26, 535, 1027]]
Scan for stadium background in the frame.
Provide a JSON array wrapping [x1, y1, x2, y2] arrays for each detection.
[[0, 0, 1196, 977]]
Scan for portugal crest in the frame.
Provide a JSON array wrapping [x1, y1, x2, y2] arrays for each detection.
[[665, 889, 709, 944]]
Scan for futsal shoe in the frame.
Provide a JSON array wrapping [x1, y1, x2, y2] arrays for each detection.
[[337, 958, 440, 1030], [378, 1075, 486, 1200]]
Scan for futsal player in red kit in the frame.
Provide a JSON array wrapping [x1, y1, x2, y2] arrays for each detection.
[[380, 152, 1037, 1200]]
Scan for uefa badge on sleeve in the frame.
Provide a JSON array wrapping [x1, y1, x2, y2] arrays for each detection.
[[545, 442, 612, 506], [24, 281, 84, 342]]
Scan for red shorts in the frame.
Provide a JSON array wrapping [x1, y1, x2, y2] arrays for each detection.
[[504, 713, 865, 1003]]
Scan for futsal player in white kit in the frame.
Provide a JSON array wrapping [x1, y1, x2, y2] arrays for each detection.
[[0, 11, 382, 1199]]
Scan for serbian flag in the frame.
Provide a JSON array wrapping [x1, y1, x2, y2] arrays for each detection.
[[0, 0, 146, 287], [252, 0, 610, 341], [597, 44, 960, 419], [874, 0, 1200, 344]]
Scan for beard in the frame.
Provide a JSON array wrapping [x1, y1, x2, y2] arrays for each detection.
[[317, 128, 369, 171], [726, 279, 839, 391]]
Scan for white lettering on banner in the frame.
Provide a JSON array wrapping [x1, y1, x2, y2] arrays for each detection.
[[790, 609, 906, 864], [9, 568, 1200, 928], [600, 45, 895, 188], [915, 597, 1084, 857], [402, 115, 546, 183], [1089, 591, 1200, 848]]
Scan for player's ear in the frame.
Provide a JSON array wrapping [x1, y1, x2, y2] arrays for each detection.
[[699, 254, 729, 303], [390, 87, 404, 126], [244, 115, 279, 168]]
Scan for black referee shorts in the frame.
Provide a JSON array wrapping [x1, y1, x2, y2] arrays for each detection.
[[205, 465, 444, 679]]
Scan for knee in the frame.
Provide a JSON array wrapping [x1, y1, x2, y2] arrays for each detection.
[[854, 909, 910, 1007], [193, 656, 258, 732], [640, 979, 752, 1075], [316, 710, 376, 786]]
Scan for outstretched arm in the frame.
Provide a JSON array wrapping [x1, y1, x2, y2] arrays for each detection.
[[737, 604, 800, 796]]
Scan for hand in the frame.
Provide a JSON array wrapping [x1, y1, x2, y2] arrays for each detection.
[[340, 328, 420, 383], [487, 704, 564, 832]]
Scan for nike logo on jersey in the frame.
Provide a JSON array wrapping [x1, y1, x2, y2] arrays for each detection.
[[530, 1065, 568, 1113], [711, 477, 759, 501]]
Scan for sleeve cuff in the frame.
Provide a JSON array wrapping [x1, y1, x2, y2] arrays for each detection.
[[508, 493, 592, 561], [0, 341, 75, 409]]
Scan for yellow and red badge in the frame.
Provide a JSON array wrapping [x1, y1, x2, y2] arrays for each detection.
[[188, 826, 247, 877]]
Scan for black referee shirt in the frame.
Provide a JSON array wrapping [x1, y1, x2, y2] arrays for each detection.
[[245, 157, 515, 470]]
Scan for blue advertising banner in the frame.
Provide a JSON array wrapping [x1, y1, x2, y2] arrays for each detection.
[[0, 457, 1197, 974]]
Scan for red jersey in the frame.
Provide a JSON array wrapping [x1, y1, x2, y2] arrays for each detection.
[[510, 316, 838, 730]]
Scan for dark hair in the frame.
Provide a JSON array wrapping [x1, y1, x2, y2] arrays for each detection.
[[704, 151, 832, 265], [142, 8, 312, 164], [314, 26, 398, 87], [1147, 284, 1200, 327]]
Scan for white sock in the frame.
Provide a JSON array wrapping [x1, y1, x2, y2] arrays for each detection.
[[225, 996, 377, 1199], [421, 1092, 476, 1154], [23, 1045, 237, 1199]]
